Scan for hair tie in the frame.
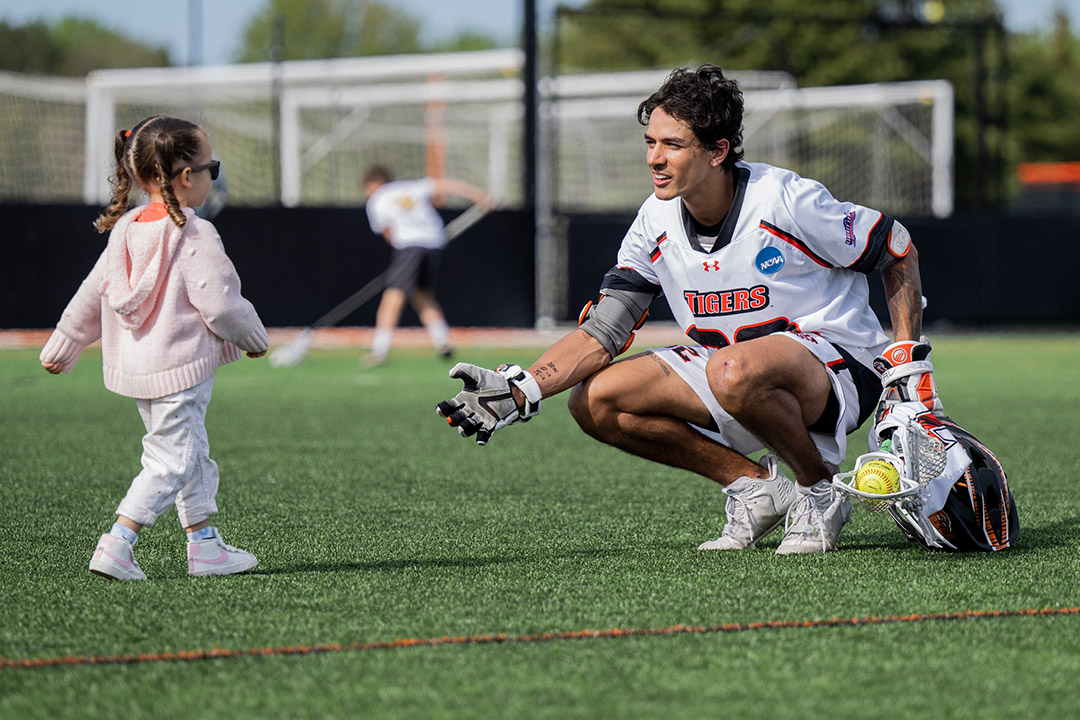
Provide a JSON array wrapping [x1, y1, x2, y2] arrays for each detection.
[[124, 130, 132, 138]]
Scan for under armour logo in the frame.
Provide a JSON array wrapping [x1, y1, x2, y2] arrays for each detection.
[[702, 261, 721, 272]]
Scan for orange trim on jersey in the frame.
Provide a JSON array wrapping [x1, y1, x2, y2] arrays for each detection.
[[136, 202, 168, 222], [825, 358, 847, 373], [759, 221, 833, 268]]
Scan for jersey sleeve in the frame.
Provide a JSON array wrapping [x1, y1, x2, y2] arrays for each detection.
[[774, 170, 896, 274], [415, 177, 436, 202], [610, 200, 665, 291], [365, 194, 387, 234]]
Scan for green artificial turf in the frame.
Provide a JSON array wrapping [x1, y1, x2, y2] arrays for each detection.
[[1, 334, 1078, 719]]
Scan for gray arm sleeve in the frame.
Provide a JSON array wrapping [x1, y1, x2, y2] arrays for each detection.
[[579, 288, 654, 358]]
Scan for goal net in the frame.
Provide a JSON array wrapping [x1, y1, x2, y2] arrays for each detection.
[[0, 52, 951, 219], [0, 72, 87, 203], [551, 77, 953, 218]]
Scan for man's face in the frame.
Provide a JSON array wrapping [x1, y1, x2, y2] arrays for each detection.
[[644, 107, 719, 201]]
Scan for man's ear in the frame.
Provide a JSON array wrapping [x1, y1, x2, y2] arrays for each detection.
[[710, 139, 730, 168]]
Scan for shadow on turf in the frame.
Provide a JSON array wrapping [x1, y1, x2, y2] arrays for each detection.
[[242, 517, 1071, 577], [252, 543, 694, 576], [838, 517, 1073, 554]]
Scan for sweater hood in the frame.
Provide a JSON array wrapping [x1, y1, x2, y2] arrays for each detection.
[[105, 206, 195, 329]]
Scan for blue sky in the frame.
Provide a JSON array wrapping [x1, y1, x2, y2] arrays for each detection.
[[0, 0, 1076, 67]]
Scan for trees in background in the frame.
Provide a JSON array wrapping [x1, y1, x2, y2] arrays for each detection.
[[554, 0, 1079, 209], [2, 0, 1079, 208], [0, 18, 168, 75], [237, 0, 425, 62]]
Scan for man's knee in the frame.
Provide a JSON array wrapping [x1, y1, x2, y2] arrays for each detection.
[[567, 380, 595, 431], [567, 375, 617, 437], [705, 350, 758, 412]]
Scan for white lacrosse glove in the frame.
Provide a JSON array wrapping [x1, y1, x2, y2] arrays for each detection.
[[436, 363, 541, 445], [872, 337, 943, 422]]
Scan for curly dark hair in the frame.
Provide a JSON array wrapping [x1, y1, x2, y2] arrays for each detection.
[[637, 64, 745, 168]]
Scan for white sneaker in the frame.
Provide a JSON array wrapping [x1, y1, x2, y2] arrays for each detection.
[[698, 456, 796, 550], [775, 479, 852, 555], [89, 533, 147, 580], [187, 529, 258, 577]]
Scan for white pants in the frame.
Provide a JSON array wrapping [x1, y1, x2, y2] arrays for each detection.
[[116, 376, 219, 528]]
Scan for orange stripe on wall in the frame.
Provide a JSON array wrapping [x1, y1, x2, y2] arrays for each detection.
[[1017, 162, 1080, 185]]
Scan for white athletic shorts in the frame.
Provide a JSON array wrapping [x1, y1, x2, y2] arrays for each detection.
[[649, 331, 869, 466]]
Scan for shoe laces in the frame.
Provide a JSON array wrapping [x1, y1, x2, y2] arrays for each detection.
[[719, 484, 752, 541], [783, 483, 834, 553]]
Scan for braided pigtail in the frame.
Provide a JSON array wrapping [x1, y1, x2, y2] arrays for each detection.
[[92, 129, 136, 233], [153, 130, 188, 228]]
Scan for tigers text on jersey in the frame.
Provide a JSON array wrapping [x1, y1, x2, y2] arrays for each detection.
[[365, 178, 445, 250], [607, 162, 896, 371]]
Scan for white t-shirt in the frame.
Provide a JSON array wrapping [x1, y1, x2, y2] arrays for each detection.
[[365, 178, 445, 250], [606, 161, 897, 371]]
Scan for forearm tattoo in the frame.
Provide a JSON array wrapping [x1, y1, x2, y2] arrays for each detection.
[[884, 257, 922, 339], [532, 362, 559, 383]]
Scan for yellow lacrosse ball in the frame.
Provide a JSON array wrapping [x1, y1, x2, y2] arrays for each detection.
[[853, 460, 901, 494]]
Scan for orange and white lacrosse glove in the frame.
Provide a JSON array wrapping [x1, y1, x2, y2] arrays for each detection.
[[872, 338, 944, 423]]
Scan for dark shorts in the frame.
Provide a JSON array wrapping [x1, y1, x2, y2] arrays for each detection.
[[386, 246, 443, 293], [808, 343, 882, 435]]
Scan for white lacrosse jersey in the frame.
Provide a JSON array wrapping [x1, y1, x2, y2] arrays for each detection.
[[606, 162, 897, 370], [365, 178, 445, 250]]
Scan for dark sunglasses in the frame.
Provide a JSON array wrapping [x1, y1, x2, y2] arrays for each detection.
[[171, 160, 220, 181]]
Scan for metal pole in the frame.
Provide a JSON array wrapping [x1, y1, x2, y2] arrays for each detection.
[[974, 20, 987, 210], [523, 0, 537, 212], [187, 0, 203, 67], [271, 15, 285, 205]]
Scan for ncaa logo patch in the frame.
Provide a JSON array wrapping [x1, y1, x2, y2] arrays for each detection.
[[755, 247, 784, 274]]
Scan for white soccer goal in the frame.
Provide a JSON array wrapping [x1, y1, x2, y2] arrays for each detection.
[[548, 77, 953, 218], [78, 49, 523, 208], [0, 71, 88, 203], [0, 52, 952, 219]]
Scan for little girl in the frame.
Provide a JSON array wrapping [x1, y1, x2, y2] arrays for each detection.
[[40, 115, 269, 580]]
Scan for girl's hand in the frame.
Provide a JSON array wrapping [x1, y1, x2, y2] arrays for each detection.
[[246, 351, 267, 359], [41, 361, 63, 374]]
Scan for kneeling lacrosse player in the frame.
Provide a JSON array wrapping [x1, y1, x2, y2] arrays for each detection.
[[833, 393, 1018, 552], [437, 64, 933, 554]]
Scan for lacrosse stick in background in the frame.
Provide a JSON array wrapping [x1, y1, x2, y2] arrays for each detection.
[[269, 203, 491, 368]]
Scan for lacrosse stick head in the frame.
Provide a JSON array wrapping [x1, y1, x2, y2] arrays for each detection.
[[832, 411, 948, 513], [268, 328, 314, 368]]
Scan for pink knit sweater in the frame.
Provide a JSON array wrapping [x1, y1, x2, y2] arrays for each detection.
[[40, 206, 269, 399]]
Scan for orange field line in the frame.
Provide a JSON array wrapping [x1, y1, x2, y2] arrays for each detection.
[[3, 606, 1077, 670]]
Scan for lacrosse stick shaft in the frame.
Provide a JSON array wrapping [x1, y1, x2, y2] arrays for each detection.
[[308, 203, 490, 330]]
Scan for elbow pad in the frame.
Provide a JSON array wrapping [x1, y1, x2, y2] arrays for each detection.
[[875, 220, 913, 271], [578, 288, 652, 358]]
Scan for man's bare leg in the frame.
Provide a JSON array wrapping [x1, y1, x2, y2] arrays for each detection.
[[567, 351, 765, 486], [704, 335, 835, 486]]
